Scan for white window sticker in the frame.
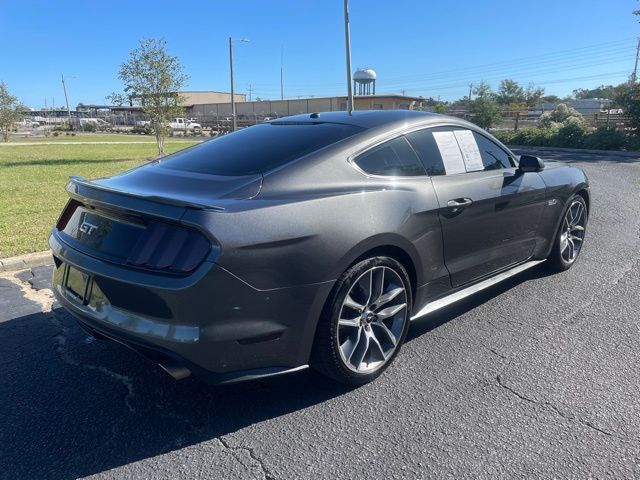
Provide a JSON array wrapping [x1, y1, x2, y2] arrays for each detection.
[[453, 130, 484, 172], [432, 131, 466, 175]]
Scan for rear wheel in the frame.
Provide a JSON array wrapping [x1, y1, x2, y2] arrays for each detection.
[[547, 195, 588, 272], [311, 257, 411, 386]]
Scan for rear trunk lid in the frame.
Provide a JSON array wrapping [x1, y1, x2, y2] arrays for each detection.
[[90, 161, 263, 207], [55, 163, 261, 273]]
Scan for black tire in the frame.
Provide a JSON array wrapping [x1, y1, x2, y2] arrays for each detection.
[[547, 194, 588, 272], [311, 256, 412, 386]]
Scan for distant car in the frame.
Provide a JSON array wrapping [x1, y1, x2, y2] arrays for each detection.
[[15, 119, 40, 128], [80, 118, 110, 128], [168, 117, 201, 130], [50, 110, 590, 386], [135, 120, 151, 127]]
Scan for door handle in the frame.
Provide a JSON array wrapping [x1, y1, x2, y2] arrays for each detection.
[[447, 198, 473, 208]]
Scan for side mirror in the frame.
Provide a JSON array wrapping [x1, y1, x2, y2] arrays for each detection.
[[518, 155, 545, 173]]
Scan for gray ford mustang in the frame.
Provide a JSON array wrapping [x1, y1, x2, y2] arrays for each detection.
[[50, 110, 589, 385]]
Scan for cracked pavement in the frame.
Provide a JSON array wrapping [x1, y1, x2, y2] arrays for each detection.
[[1, 148, 639, 479]]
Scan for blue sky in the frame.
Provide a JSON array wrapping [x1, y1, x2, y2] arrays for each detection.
[[1, 0, 639, 108]]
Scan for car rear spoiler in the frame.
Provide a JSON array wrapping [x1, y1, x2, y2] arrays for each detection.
[[66, 176, 226, 212]]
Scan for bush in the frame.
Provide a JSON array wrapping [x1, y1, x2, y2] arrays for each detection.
[[131, 125, 153, 135], [539, 103, 582, 127], [53, 131, 59, 137], [511, 126, 559, 147], [82, 122, 97, 132], [583, 127, 626, 150], [495, 124, 633, 151], [555, 117, 592, 148], [493, 130, 517, 144]]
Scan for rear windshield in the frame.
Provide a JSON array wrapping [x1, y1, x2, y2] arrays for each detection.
[[160, 122, 365, 176]]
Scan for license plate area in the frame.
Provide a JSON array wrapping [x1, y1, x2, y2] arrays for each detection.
[[62, 264, 90, 303]]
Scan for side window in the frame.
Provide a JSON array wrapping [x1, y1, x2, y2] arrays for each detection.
[[405, 128, 446, 176], [354, 136, 426, 177], [472, 132, 513, 170]]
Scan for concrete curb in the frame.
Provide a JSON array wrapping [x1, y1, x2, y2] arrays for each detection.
[[509, 145, 640, 158], [0, 251, 53, 273]]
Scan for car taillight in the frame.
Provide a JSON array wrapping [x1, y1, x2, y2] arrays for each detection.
[[56, 199, 83, 230], [126, 221, 212, 273]]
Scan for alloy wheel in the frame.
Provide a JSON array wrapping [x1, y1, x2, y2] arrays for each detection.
[[559, 200, 586, 263], [336, 266, 408, 373]]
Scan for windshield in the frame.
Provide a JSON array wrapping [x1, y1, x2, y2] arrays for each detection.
[[160, 122, 364, 176]]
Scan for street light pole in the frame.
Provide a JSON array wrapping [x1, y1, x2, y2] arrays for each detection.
[[228, 37, 249, 132], [229, 36, 236, 132], [280, 45, 284, 101], [61, 74, 73, 130], [343, 0, 354, 115]]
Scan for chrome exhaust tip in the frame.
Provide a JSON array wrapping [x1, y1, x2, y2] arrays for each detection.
[[158, 361, 191, 380]]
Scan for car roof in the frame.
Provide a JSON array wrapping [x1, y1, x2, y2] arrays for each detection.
[[270, 110, 475, 131]]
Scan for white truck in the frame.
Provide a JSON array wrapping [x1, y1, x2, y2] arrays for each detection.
[[168, 117, 201, 131]]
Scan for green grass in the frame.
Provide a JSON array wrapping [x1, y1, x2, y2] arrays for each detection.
[[6, 134, 198, 143], [0, 140, 198, 258]]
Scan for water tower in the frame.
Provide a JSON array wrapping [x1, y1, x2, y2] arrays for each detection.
[[353, 67, 377, 96]]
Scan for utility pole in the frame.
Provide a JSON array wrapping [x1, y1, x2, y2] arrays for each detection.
[[248, 83, 254, 102], [280, 46, 284, 100], [343, 0, 354, 115], [467, 83, 473, 119], [229, 37, 236, 132], [228, 37, 249, 132], [631, 37, 640, 85], [61, 74, 73, 130]]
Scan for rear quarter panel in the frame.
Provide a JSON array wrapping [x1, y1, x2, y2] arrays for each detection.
[[182, 142, 446, 292], [532, 161, 590, 258]]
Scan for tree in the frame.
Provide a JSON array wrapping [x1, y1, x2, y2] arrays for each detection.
[[539, 94, 562, 104], [415, 98, 448, 114], [0, 82, 25, 142], [572, 83, 626, 100], [496, 79, 525, 105], [109, 38, 188, 155], [470, 81, 501, 129], [616, 82, 640, 132], [524, 83, 545, 107]]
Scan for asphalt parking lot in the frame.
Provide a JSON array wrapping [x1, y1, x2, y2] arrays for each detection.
[[1, 147, 639, 479]]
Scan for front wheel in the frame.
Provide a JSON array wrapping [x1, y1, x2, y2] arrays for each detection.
[[547, 195, 588, 272], [311, 257, 412, 386]]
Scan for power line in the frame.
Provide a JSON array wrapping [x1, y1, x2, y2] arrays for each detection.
[[256, 45, 633, 91], [251, 38, 636, 91], [382, 54, 635, 90]]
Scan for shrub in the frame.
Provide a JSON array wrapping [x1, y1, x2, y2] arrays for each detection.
[[493, 130, 517, 144], [583, 127, 626, 150], [556, 117, 591, 148], [539, 103, 582, 127], [131, 125, 153, 135], [82, 122, 97, 132], [513, 126, 559, 147], [53, 131, 59, 137]]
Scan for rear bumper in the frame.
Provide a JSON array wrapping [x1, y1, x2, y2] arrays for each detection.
[[49, 232, 334, 383]]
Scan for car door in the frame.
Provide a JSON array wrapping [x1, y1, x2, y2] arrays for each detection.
[[405, 126, 547, 287]]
